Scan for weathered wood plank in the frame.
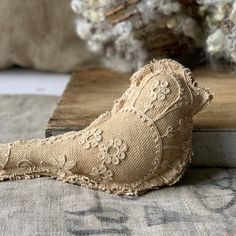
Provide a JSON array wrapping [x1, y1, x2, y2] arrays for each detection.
[[45, 67, 236, 167], [46, 68, 131, 136], [192, 67, 236, 131], [46, 67, 236, 137]]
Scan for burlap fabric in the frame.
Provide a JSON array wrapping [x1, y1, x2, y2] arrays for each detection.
[[0, 59, 213, 195]]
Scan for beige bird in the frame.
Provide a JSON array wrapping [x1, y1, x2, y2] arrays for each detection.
[[0, 59, 213, 195]]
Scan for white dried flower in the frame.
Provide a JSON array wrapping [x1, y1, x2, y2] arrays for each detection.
[[230, 2, 236, 23], [75, 19, 92, 40], [84, 10, 105, 22], [198, 0, 236, 67], [159, 2, 182, 15], [71, 0, 84, 13], [207, 29, 225, 54], [114, 22, 133, 37], [87, 40, 102, 53], [71, 0, 201, 72]]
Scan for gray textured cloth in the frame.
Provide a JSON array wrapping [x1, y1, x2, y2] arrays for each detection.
[[0, 95, 236, 235], [0, 95, 59, 142], [0, 169, 236, 235]]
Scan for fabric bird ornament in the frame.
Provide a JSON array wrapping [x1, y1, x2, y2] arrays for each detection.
[[0, 59, 213, 196]]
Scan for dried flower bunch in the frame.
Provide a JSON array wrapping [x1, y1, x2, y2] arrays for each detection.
[[71, 0, 236, 72], [71, 0, 202, 72], [198, 0, 236, 67]]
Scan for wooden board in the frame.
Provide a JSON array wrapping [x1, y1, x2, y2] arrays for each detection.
[[192, 67, 236, 131], [46, 67, 236, 137], [46, 68, 131, 137]]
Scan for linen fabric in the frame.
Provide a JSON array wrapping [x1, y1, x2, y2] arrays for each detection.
[[1, 169, 236, 235]]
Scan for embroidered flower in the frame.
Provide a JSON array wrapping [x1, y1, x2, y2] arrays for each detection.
[[0, 170, 7, 176], [17, 159, 36, 171], [144, 80, 171, 112], [43, 155, 76, 177], [150, 80, 171, 101], [99, 138, 128, 165], [90, 164, 113, 181], [79, 128, 103, 149]]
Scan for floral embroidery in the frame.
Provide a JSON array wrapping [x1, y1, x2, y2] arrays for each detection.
[[17, 159, 36, 171], [79, 128, 103, 149], [42, 155, 76, 177], [150, 80, 170, 101], [0, 170, 7, 176], [161, 117, 193, 139], [99, 138, 128, 165], [144, 80, 171, 112], [90, 164, 113, 182]]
